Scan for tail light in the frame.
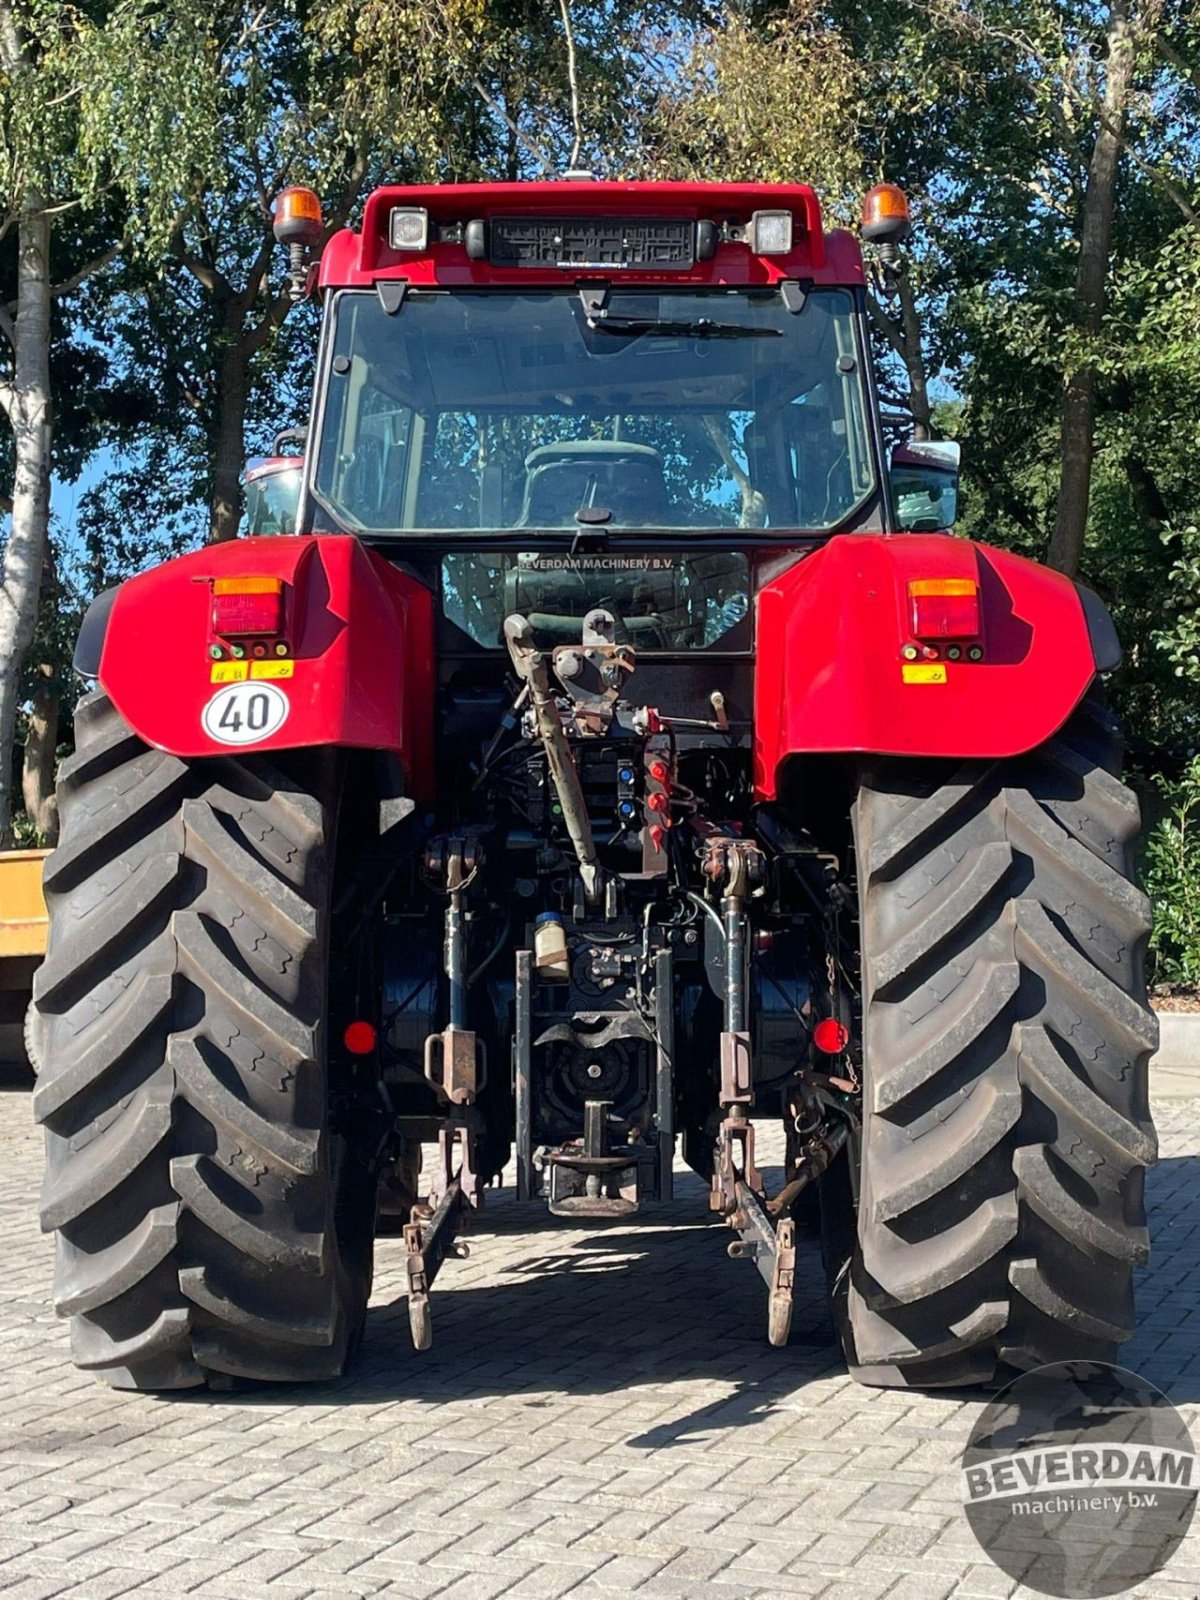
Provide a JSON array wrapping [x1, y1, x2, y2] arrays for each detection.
[[211, 576, 285, 637], [908, 578, 980, 640], [343, 1020, 378, 1055], [813, 1017, 850, 1055]]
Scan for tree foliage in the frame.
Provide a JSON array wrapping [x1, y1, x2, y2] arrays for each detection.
[[638, 2, 865, 207], [0, 0, 222, 839], [1144, 757, 1200, 989], [0, 0, 220, 230]]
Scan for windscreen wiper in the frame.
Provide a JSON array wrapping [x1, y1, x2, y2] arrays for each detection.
[[587, 316, 781, 340]]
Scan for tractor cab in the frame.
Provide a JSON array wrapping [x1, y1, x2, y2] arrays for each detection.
[[276, 181, 908, 716], [243, 428, 306, 536]]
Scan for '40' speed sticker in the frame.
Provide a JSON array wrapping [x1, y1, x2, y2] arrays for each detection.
[[201, 681, 290, 746]]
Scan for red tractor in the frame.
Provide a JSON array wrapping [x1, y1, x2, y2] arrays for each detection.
[[243, 431, 306, 537], [33, 178, 1157, 1392]]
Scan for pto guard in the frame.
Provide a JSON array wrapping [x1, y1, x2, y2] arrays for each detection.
[[94, 535, 435, 799], [754, 533, 1100, 798]]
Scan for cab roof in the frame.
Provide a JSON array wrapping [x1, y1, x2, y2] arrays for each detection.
[[318, 180, 864, 292]]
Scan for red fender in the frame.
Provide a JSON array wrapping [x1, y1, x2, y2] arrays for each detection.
[[96, 535, 435, 800], [753, 533, 1099, 799]]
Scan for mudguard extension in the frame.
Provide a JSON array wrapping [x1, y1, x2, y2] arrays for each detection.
[[754, 533, 1106, 798], [92, 535, 435, 799]]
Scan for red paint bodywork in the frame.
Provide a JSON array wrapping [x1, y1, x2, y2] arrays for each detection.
[[318, 180, 864, 292], [753, 534, 1096, 797], [94, 186, 1106, 799], [98, 535, 435, 799]]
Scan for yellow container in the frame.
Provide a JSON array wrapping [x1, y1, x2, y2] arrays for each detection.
[[0, 848, 50, 959]]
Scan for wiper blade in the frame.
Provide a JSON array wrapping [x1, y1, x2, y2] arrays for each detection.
[[588, 316, 781, 340]]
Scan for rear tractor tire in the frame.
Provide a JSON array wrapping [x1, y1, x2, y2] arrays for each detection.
[[831, 692, 1158, 1388], [33, 691, 376, 1390]]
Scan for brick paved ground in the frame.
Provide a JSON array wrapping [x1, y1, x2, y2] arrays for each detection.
[[0, 1068, 1197, 1600]]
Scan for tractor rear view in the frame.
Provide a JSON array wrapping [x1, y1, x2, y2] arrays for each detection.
[[32, 178, 1157, 1392]]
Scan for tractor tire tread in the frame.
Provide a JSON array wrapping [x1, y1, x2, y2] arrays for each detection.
[[841, 690, 1156, 1387], [35, 690, 368, 1390]]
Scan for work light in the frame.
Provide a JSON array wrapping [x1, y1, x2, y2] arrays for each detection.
[[390, 208, 429, 250], [750, 210, 793, 255]]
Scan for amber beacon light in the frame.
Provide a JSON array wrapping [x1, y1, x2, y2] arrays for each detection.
[[273, 186, 323, 247], [861, 183, 912, 246], [273, 186, 324, 300]]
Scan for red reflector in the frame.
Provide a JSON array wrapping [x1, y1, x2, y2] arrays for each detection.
[[211, 577, 284, 637], [908, 578, 980, 640], [813, 1018, 850, 1055], [344, 1021, 377, 1055]]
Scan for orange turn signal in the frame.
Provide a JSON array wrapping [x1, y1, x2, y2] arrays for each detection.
[[908, 579, 977, 598], [213, 576, 283, 596], [908, 578, 979, 640]]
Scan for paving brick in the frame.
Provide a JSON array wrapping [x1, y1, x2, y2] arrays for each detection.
[[0, 1580, 74, 1600], [953, 1565, 1022, 1598], [0, 1090, 1194, 1600], [815, 1581, 895, 1600], [884, 1578, 957, 1600]]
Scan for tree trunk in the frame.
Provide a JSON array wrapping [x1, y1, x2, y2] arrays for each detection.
[[0, 203, 54, 845], [1124, 456, 1169, 535], [209, 342, 250, 543], [866, 279, 932, 442], [1048, 3, 1134, 577], [21, 664, 59, 844], [896, 271, 932, 441]]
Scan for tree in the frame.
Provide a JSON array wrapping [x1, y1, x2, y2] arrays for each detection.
[[1047, 2, 1134, 576], [0, 0, 219, 841], [637, 3, 865, 203], [164, 3, 387, 542], [317, 0, 710, 183], [917, 0, 1200, 579], [81, 0, 497, 552]]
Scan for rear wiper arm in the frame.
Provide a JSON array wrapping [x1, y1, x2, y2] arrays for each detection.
[[588, 316, 781, 340]]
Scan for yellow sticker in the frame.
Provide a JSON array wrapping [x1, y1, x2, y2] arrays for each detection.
[[901, 663, 948, 684], [250, 659, 295, 680], [210, 661, 249, 683]]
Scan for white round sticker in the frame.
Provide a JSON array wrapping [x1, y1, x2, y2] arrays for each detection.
[[201, 681, 290, 746]]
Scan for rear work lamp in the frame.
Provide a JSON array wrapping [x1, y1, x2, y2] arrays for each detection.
[[211, 576, 285, 637], [908, 578, 980, 640], [749, 210, 793, 255], [389, 207, 429, 250]]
